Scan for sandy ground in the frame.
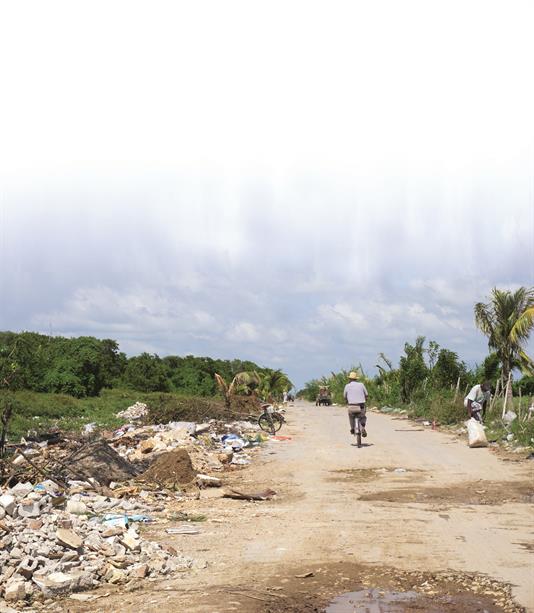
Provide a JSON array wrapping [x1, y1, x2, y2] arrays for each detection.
[[62, 401, 534, 613]]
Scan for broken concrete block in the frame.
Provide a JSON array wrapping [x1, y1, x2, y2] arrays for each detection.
[[120, 532, 140, 552], [66, 500, 88, 514], [56, 529, 83, 550], [140, 439, 156, 454], [4, 578, 27, 602], [27, 519, 43, 531], [33, 571, 76, 595], [104, 566, 126, 584], [18, 502, 42, 518], [197, 474, 222, 487], [0, 495, 16, 516], [9, 482, 33, 499], [17, 556, 40, 579], [129, 563, 148, 578]]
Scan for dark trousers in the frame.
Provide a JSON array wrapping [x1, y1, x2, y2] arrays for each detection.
[[348, 403, 367, 431]]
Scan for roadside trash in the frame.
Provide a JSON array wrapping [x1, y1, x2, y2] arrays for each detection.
[[231, 455, 251, 465], [223, 488, 276, 501], [102, 514, 153, 528], [116, 402, 148, 421], [221, 434, 245, 450], [83, 422, 97, 435], [467, 418, 488, 448], [165, 525, 200, 535], [197, 474, 222, 487], [0, 409, 264, 604], [393, 468, 407, 473], [503, 411, 517, 425], [271, 435, 292, 441], [422, 421, 431, 427], [506, 433, 515, 441], [167, 511, 206, 522], [295, 572, 314, 578]]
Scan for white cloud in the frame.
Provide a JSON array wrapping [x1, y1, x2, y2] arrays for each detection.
[[1, 1, 533, 388], [227, 322, 260, 343]]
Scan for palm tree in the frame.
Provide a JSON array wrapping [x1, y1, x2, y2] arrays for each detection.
[[474, 287, 534, 382], [214, 371, 261, 409], [259, 369, 293, 402], [510, 305, 534, 346]]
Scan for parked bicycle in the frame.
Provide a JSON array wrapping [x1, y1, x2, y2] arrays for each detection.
[[257, 403, 285, 434]]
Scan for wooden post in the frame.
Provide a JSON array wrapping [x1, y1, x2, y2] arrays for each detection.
[[502, 372, 512, 418], [490, 378, 500, 411], [453, 376, 461, 402]]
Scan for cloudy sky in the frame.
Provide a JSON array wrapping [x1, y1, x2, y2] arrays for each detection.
[[1, 0, 533, 389]]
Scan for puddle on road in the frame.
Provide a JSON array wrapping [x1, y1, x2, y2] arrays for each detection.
[[327, 468, 422, 483], [358, 480, 534, 505], [326, 589, 418, 612]]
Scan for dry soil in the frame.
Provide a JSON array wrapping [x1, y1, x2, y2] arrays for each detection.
[[62, 401, 534, 613]]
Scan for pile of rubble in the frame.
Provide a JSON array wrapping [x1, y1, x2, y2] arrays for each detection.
[[0, 412, 266, 605], [115, 402, 148, 422], [0, 478, 191, 605]]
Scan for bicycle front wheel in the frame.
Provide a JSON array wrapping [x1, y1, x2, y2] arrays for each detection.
[[258, 413, 283, 434]]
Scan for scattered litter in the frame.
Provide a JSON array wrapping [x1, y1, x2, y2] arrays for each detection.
[[167, 511, 206, 523], [295, 572, 314, 578], [197, 474, 222, 487], [223, 488, 277, 501], [503, 411, 517, 425], [394, 468, 407, 473], [116, 402, 148, 421], [165, 525, 200, 535], [83, 422, 97, 435], [0, 408, 266, 604], [271, 435, 292, 441], [221, 434, 246, 450]]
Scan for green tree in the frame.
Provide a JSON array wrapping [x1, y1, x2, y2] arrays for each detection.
[[259, 369, 293, 401], [474, 287, 534, 380], [432, 349, 463, 388], [123, 353, 170, 392], [399, 336, 428, 402]]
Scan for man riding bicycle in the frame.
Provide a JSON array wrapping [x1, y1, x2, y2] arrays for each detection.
[[344, 371, 368, 439]]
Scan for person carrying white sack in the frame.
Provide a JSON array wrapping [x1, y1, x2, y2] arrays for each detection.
[[464, 382, 491, 423]]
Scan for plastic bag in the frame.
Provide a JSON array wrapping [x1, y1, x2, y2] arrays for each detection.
[[467, 418, 488, 448]]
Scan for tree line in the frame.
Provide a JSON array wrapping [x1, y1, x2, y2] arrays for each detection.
[[300, 287, 534, 409], [0, 331, 291, 399]]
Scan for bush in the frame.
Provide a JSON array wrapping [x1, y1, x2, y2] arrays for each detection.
[[143, 394, 228, 424]]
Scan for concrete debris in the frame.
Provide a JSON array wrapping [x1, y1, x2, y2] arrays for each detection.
[[0, 412, 266, 605], [116, 402, 148, 421]]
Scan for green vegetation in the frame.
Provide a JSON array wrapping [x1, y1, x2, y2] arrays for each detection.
[[300, 286, 534, 449], [0, 331, 292, 443], [0, 331, 291, 399], [474, 287, 534, 380]]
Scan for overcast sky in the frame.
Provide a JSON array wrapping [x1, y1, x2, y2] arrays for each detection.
[[1, 0, 533, 389]]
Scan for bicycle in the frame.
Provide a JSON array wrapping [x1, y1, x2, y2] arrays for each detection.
[[257, 404, 285, 435], [349, 405, 365, 448], [353, 417, 363, 448]]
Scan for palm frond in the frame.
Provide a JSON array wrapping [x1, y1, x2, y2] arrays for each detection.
[[510, 306, 534, 344]]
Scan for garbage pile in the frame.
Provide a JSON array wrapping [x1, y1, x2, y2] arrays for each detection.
[[116, 402, 148, 421], [110, 419, 267, 472], [0, 478, 192, 605], [0, 414, 267, 605]]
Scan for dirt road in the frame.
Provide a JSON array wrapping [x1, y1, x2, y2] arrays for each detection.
[[65, 402, 533, 612]]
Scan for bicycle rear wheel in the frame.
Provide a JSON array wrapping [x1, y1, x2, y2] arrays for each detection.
[[258, 412, 283, 434]]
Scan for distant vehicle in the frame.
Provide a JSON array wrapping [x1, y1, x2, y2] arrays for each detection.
[[315, 387, 332, 406]]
